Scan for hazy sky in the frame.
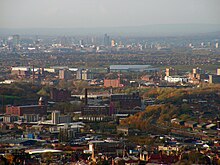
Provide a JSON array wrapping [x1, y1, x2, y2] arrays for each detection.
[[1, 0, 220, 28]]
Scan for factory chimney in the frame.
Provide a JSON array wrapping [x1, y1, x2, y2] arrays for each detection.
[[32, 65, 35, 83], [85, 88, 88, 106]]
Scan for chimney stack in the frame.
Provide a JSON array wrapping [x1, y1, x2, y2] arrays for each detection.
[[32, 65, 35, 83], [85, 88, 88, 106]]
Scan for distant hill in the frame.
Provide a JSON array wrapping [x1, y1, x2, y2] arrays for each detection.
[[1, 24, 220, 37]]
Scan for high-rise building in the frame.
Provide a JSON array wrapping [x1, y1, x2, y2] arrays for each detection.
[[216, 42, 219, 49], [7, 35, 20, 50], [111, 40, 116, 47], [209, 75, 220, 84], [104, 34, 110, 46], [59, 69, 66, 80], [217, 69, 220, 76], [59, 69, 70, 80], [79, 40, 84, 46], [82, 70, 88, 80], [166, 67, 175, 77], [192, 67, 205, 75], [52, 110, 60, 124], [51, 110, 71, 124], [76, 69, 83, 79], [12, 35, 20, 46], [189, 67, 207, 81], [76, 69, 93, 80], [82, 69, 93, 80]]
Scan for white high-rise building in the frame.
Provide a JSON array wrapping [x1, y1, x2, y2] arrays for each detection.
[[59, 69, 70, 80], [216, 42, 219, 49], [52, 110, 60, 124], [217, 69, 220, 76], [76, 69, 93, 80]]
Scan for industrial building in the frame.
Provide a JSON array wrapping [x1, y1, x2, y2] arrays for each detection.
[[110, 65, 159, 72], [110, 93, 142, 113], [50, 88, 71, 102], [5, 97, 47, 117]]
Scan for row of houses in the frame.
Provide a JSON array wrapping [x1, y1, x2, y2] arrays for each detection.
[[171, 118, 220, 130]]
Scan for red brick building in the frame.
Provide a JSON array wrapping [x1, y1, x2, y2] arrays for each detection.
[[50, 88, 71, 102], [82, 105, 110, 116], [109, 93, 142, 115], [104, 79, 121, 88], [6, 105, 47, 116]]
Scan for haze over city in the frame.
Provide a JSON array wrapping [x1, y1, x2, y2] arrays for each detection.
[[1, 0, 220, 36], [1, 0, 220, 164]]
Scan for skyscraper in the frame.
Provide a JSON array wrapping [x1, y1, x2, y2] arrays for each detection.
[[76, 69, 93, 80], [166, 67, 175, 77], [79, 40, 84, 46], [111, 40, 116, 47], [217, 69, 220, 76], [76, 69, 83, 80], [104, 34, 110, 46], [59, 69, 70, 80], [7, 35, 20, 51], [12, 34, 20, 46], [52, 110, 60, 124], [216, 42, 219, 49]]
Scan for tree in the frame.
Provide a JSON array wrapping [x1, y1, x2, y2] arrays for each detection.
[[5, 154, 14, 164], [37, 87, 50, 97]]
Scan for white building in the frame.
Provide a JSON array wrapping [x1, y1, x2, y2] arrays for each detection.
[[217, 69, 220, 76], [52, 110, 60, 124], [51, 111, 72, 124], [24, 114, 39, 122], [164, 76, 188, 83], [3, 115, 19, 123], [11, 67, 31, 72], [59, 115, 72, 123], [216, 42, 219, 49]]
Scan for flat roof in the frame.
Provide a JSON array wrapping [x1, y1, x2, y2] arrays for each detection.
[[50, 66, 68, 69], [11, 67, 30, 71], [206, 124, 216, 128], [25, 149, 62, 154], [89, 140, 119, 144], [110, 65, 152, 70], [84, 105, 109, 108], [7, 105, 42, 108], [0, 138, 37, 144]]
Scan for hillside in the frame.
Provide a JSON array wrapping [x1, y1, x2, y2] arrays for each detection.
[[120, 85, 220, 131]]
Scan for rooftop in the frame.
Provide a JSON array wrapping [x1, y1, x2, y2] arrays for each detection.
[[25, 149, 62, 154], [7, 105, 43, 108], [110, 65, 152, 70]]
